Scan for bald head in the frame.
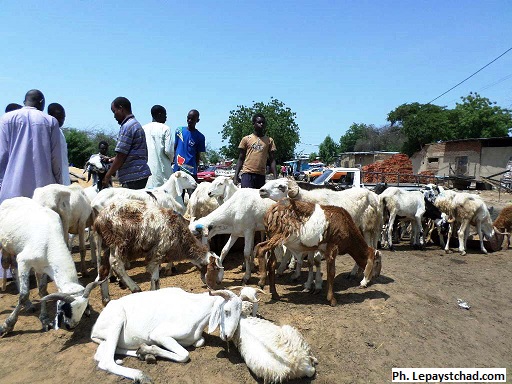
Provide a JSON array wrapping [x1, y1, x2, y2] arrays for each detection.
[[48, 103, 66, 127], [24, 89, 45, 111]]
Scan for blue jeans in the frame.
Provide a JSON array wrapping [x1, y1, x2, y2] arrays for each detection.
[[241, 173, 266, 189]]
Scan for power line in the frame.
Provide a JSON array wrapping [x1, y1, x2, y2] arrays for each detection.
[[444, 73, 512, 105], [427, 47, 512, 104]]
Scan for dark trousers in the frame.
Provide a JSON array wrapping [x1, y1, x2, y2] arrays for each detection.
[[241, 173, 266, 189], [122, 177, 148, 190]]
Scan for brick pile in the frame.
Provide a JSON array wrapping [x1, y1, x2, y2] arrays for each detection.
[[362, 154, 417, 183]]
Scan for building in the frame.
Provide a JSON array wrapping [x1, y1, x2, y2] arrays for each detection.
[[337, 151, 399, 168], [411, 137, 512, 189]]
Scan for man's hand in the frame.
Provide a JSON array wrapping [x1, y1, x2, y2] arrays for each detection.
[[102, 175, 111, 188]]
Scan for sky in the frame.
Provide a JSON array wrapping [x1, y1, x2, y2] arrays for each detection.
[[1, 1, 511, 157]]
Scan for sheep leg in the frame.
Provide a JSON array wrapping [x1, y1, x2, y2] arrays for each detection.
[[35, 272, 53, 330], [219, 235, 239, 264], [306, 251, 323, 294], [242, 231, 255, 285], [267, 249, 279, 300], [475, 221, 489, 254], [110, 251, 141, 293], [387, 213, 397, 251], [147, 260, 160, 291], [325, 245, 337, 306], [0, 266, 31, 335], [255, 241, 270, 289], [444, 222, 453, 253], [146, 326, 191, 363], [275, 246, 290, 276], [303, 252, 315, 292], [457, 220, 470, 256], [89, 227, 97, 268], [290, 252, 305, 281], [94, 323, 152, 383], [78, 229, 88, 277]]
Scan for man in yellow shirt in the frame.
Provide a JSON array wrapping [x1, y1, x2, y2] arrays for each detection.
[[234, 113, 277, 189]]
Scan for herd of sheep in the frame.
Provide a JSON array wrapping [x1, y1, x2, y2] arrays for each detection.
[[1, 157, 511, 383]]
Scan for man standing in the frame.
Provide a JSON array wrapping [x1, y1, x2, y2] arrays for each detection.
[[103, 97, 151, 189], [47, 103, 71, 185], [143, 105, 174, 188], [234, 113, 277, 189], [0, 89, 63, 204], [173, 109, 205, 180]]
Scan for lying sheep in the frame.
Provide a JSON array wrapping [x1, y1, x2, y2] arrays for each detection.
[[94, 199, 223, 305], [233, 288, 318, 384], [91, 287, 251, 383], [0, 197, 100, 335]]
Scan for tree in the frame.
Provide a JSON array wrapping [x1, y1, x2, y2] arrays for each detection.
[[308, 152, 318, 162], [339, 123, 368, 153], [318, 135, 339, 165], [204, 143, 222, 165], [453, 92, 512, 139], [64, 128, 96, 167], [220, 98, 300, 164]]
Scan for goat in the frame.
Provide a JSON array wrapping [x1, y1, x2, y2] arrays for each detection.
[[94, 199, 223, 305], [33, 183, 97, 276], [189, 188, 275, 285], [91, 287, 249, 383], [255, 198, 382, 306], [0, 197, 100, 335]]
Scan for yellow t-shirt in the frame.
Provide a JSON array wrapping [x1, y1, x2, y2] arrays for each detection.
[[239, 134, 276, 175]]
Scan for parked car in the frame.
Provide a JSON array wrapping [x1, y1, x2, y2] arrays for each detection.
[[196, 166, 218, 182], [297, 167, 325, 181]]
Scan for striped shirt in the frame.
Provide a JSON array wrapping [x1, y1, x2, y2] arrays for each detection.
[[115, 115, 151, 183]]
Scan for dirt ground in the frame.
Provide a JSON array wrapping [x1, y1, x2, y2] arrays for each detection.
[[0, 189, 511, 384]]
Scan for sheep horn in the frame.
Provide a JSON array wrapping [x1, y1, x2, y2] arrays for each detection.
[[493, 226, 509, 236], [82, 278, 106, 299], [40, 292, 76, 303], [209, 289, 234, 300]]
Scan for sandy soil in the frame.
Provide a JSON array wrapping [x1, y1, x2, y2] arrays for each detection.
[[0, 190, 511, 384]]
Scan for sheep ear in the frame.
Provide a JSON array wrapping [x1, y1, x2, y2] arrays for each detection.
[[208, 298, 222, 334], [175, 173, 183, 197]]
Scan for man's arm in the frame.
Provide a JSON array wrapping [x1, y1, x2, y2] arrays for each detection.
[[102, 152, 128, 187], [233, 148, 246, 184], [269, 151, 277, 179], [49, 118, 63, 184]]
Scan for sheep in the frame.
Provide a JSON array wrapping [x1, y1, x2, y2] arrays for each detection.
[[432, 189, 496, 255], [259, 178, 382, 285], [232, 287, 318, 384], [493, 204, 512, 249], [94, 199, 223, 305], [255, 198, 382, 306], [0, 197, 101, 335], [379, 187, 426, 250], [33, 183, 97, 276], [189, 188, 276, 285], [91, 170, 197, 216], [91, 287, 249, 383]]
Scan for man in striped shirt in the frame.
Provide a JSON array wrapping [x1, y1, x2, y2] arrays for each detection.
[[103, 97, 151, 189]]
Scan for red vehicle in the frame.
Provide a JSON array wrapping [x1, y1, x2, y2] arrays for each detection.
[[196, 165, 217, 182]]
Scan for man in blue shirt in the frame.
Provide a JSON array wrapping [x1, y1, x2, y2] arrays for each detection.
[[103, 97, 151, 189], [173, 109, 205, 180]]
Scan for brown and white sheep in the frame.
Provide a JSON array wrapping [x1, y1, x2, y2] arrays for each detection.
[[255, 199, 382, 306], [94, 199, 223, 305]]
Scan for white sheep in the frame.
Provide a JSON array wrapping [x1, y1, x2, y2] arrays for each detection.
[[94, 199, 224, 305], [0, 197, 100, 335], [189, 188, 276, 284], [33, 183, 97, 276], [91, 287, 247, 383], [232, 287, 318, 384]]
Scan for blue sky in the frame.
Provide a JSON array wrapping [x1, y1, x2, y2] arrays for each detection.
[[1, 1, 511, 157]]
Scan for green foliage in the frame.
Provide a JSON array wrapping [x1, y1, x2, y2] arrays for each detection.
[[454, 92, 512, 138], [205, 143, 222, 165], [220, 98, 300, 164], [339, 123, 368, 153], [308, 152, 318, 162], [63, 128, 117, 167], [318, 135, 339, 165]]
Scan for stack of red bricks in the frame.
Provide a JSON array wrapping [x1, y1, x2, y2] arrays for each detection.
[[362, 154, 416, 183]]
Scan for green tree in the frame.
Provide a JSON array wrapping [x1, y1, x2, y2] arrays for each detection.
[[454, 92, 512, 138], [205, 143, 222, 165], [64, 128, 95, 167], [339, 123, 370, 153], [308, 152, 318, 162], [220, 98, 300, 164], [318, 135, 339, 165], [387, 102, 455, 155]]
